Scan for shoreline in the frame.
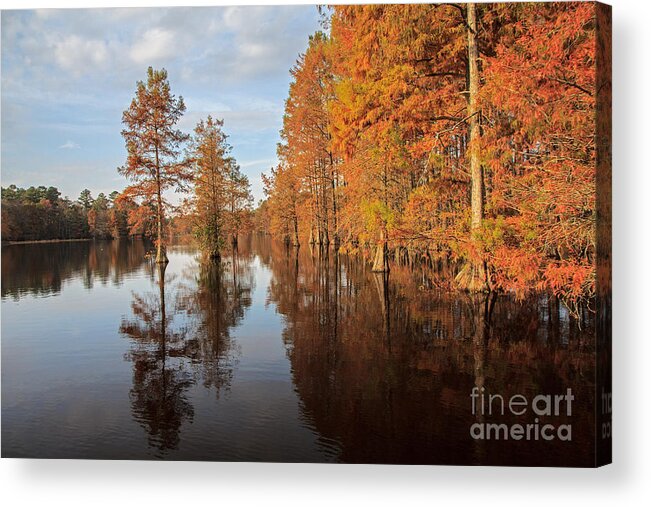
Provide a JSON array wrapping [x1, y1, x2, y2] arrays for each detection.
[[2, 238, 95, 246]]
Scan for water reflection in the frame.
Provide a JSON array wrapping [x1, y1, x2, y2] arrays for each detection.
[[1, 240, 148, 300], [120, 263, 195, 453], [2, 236, 597, 464], [120, 245, 254, 455], [183, 243, 254, 394], [259, 237, 596, 465]]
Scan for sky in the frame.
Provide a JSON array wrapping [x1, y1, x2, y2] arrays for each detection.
[[0, 6, 322, 204]]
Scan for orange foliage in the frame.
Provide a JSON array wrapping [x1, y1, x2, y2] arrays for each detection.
[[262, 3, 603, 307], [119, 67, 192, 261]]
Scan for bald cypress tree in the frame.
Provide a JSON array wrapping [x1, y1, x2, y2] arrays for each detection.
[[119, 67, 192, 263]]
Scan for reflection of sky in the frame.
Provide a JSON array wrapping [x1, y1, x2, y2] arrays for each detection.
[[1, 245, 333, 461], [1, 6, 321, 203]]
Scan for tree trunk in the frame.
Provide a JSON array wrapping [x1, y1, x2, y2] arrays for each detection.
[[155, 146, 168, 264], [155, 194, 167, 263], [292, 212, 300, 247], [456, 2, 486, 291], [468, 3, 483, 235], [330, 152, 339, 249], [209, 242, 221, 261], [372, 229, 390, 272], [321, 162, 330, 246]]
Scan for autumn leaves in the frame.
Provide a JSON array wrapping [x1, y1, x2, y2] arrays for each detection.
[[119, 1, 603, 310], [119, 67, 252, 263], [190, 116, 253, 259], [260, 3, 601, 306]]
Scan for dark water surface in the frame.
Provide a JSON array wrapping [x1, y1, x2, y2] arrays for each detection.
[[2, 236, 596, 465]]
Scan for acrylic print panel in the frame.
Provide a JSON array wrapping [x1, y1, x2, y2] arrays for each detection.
[[0, 2, 611, 466]]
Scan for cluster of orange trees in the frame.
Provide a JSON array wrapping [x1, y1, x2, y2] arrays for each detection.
[[259, 2, 609, 307], [119, 68, 253, 263]]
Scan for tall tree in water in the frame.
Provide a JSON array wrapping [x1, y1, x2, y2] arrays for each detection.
[[480, 1, 598, 306], [456, 2, 487, 291], [223, 161, 253, 248], [281, 32, 337, 248], [262, 162, 301, 247], [328, 4, 470, 271], [188, 116, 252, 254], [189, 116, 232, 259], [260, 3, 600, 309], [119, 67, 192, 263]]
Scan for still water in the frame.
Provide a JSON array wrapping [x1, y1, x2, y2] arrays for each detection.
[[2, 236, 596, 465]]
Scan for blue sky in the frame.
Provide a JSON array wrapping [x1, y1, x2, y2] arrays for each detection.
[[1, 6, 321, 203]]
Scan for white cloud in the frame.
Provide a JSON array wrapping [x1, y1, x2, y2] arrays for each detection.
[[179, 108, 281, 134], [129, 28, 176, 65], [184, 98, 232, 112], [34, 9, 55, 20], [53, 35, 109, 75], [1, 6, 320, 206], [176, 5, 314, 84], [239, 158, 276, 169], [59, 140, 80, 149]]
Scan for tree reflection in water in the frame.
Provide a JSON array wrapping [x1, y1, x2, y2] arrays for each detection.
[[2, 236, 599, 463], [120, 244, 254, 456], [1, 239, 148, 300], [120, 263, 194, 454], [259, 235, 596, 466]]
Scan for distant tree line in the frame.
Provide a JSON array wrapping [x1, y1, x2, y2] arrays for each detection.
[[1, 185, 153, 242]]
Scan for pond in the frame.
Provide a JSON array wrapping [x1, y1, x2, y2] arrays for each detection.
[[1, 236, 596, 465]]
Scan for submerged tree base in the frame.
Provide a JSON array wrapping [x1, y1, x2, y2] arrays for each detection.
[[371, 243, 390, 273], [455, 261, 488, 292], [156, 248, 169, 264]]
